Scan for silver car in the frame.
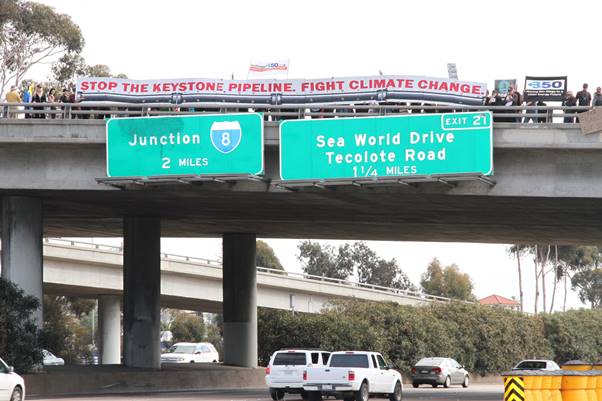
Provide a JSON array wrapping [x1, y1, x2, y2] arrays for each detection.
[[411, 357, 469, 388]]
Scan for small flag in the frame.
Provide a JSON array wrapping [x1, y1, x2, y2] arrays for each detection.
[[248, 59, 289, 79]]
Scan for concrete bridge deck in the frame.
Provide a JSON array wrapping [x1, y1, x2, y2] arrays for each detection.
[[0, 119, 600, 243]]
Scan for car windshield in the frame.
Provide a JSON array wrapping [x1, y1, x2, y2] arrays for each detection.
[[273, 352, 306, 366], [329, 354, 369, 368], [515, 361, 547, 370], [169, 345, 196, 354]]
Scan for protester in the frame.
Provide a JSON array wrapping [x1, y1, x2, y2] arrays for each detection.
[[537, 100, 547, 123], [523, 99, 538, 123], [576, 83, 592, 108], [47, 88, 56, 119], [593, 87, 602, 107], [562, 91, 577, 123], [22, 81, 32, 118], [31, 84, 47, 119], [5, 85, 22, 118]]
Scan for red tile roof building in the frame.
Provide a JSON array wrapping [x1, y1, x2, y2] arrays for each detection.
[[478, 294, 521, 311]]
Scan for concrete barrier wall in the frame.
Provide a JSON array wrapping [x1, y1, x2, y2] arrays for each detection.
[[24, 365, 266, 396]]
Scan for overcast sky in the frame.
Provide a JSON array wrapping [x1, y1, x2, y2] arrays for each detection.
[[35, 0, 602, 312]]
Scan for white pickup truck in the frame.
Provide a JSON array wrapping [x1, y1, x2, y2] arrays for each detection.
[[303, 351, 402, 401]]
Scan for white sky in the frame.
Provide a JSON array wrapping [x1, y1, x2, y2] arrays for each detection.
[[34, 0, 601, 312]]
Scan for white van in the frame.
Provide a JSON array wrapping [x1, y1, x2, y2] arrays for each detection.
[[265, 349, 330, 400]]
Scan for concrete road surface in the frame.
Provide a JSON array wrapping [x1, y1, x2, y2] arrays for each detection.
[[30, 384, 503, 401]]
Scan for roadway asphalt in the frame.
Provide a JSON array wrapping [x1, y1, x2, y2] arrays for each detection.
[[29, 385, 503, 401]]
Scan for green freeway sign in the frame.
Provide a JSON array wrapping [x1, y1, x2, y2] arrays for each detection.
[[279, 111, 492, 181], [106, 113, 263, 178]]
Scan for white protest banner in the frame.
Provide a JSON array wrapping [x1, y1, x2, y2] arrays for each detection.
[[76, 75, 487, 105]]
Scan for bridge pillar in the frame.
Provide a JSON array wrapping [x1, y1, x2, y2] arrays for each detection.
[[222, 233, 257, 368], [99, 294, 121, 365], [123, 216, 161, 368], [1, 196, 43, 327]]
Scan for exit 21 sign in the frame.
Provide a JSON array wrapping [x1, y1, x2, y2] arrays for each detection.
[[279, 112, 492, 181]]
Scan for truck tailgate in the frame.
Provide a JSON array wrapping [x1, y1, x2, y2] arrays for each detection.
[[305, 367, 351, 385]]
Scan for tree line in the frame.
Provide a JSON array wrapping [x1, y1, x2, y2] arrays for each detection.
[[258, 300, 602, 376], [509, 245, 602, 313]]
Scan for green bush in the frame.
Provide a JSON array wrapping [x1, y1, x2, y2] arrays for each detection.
[[170, 312, 205, 343], [0, 278, 43, 372], [258, 300, 602, 375]]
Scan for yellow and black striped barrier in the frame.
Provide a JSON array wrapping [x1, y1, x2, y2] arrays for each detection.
[[504, 376, 526, 401], [502, 369, 602, 401]]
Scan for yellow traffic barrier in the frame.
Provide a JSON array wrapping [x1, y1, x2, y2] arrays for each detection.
[[549, 373, 563, 401], [586, 372, 597, 401], [562, 361, 592, 371], [561, 371, 589, 401], [595, 370, 602, 401], [503, 369, 602, 401], [540, 374, 552, 401], [523, 375, 543, 401], [503, 374, 526, 401]]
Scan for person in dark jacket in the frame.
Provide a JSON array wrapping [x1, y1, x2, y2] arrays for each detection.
[[31, 84, 47, 119], [562, 91, 578, 123], [592, 87, 602, 107]]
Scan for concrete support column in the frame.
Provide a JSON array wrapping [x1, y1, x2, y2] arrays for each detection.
[[222, 233, 257, 367], [1, 196, 43, 327], [98, 295, 121, 365], [123, 216, 161, 368]]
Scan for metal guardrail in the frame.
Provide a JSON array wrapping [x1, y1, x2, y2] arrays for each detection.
[[0, 102, 593, 124], [43, 237, 460, 304]]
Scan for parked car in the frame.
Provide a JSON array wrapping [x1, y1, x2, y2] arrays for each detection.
[[42, 350, 64, 366], [512, 360, 560, 371], [265, 349, 330, 400], [411, 357, 469, 388], [303, 351, 402, 401], [0, 357, 24, 401], [160, 342, 219, 364]]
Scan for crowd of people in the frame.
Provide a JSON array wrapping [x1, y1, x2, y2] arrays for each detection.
[[2, 81, 76, 119], [484, 83, 602, 123], [2, 80, 602, 122]]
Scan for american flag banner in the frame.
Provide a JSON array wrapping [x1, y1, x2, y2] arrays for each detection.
[[247, 59, 289, 79]]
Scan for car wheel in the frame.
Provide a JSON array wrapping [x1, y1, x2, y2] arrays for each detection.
[[10, 387, 23, 401], [190, 360, 195, 363], [269, 388, 285, 401], [355, 382, 369, 401], [307, 391, 322, 401], [301, 390, 308, 400], [431, 384, 438, 388], [462, 375, 469, 388], [412, 382, 419, 388], [443, 376, 451, 388], [389, 381, 402, 401]]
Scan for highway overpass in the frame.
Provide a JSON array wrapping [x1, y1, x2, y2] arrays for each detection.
[[41, 238, 437, 313], [0, 104, 599, 369], [0, 113, 599, 243]]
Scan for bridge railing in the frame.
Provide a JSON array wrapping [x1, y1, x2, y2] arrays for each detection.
[[44, 237, 461, 304], [0, 102, 592, 125]]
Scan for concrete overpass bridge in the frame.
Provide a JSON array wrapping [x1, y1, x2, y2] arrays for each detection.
[[41, 237, 438, 313], [0, 103, 600, 369]]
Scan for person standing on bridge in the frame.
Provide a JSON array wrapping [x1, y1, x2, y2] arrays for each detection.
[[32, 84, 47, 119], [576, 83, 592, 109], [593, 87, 602, 107], [4, 86, 21, 119], [562, 91, 578, 123]]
